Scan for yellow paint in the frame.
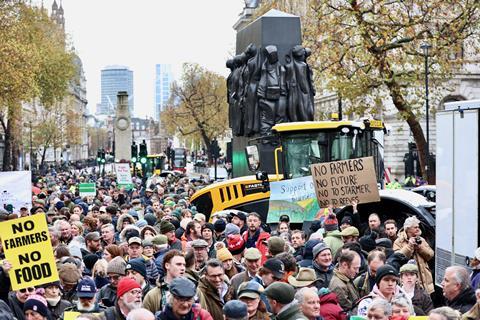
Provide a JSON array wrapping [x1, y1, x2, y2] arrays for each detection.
[[272, 121, 365, 132]]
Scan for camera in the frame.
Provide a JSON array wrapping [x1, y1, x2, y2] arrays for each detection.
[[415, 237, 422, 245]]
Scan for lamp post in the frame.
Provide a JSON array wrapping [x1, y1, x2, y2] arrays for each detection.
[[421, 42, 432, 180]]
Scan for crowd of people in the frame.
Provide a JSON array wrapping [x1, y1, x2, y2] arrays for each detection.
[[0, 170, 478, 320]]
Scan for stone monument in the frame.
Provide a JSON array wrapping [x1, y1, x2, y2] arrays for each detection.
[[114, 91, 132, 162]]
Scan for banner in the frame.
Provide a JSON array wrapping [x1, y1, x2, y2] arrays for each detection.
[[267, 176, 319, 223], [311, 156, 380, 208], [79, 183, 96, 197], [115, 163, 133, 190], [0, 171, 31, 213], [0, 213, 59, 290]]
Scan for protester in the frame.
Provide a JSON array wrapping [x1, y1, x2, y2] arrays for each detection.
[[399, 262, 433, 315], [100, 278, 142, 320], [223, 300, 248, 320], [42, 282, 71, 320], [23, 295, 51, 320], [97, 256, 126, 307], [62, 278, 106, 315], [242, 213, 269, 263], [312, 243, 334, 289], [264, 282, 306, 319], [354, 250, 386, 298], [237, 281, 269, 320], [295, 287, 320, 320], [328, 249, 361, 311], [197, 259, 232, 319], [428, 307, 461, 320], [441, 266, 476, 313], [231, 248, 262, 298]]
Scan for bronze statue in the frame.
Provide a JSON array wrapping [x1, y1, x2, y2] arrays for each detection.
[[226, 58, 235, 130], [243, 44, 263, 136]]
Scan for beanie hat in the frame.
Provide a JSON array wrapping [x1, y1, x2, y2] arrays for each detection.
[[341, 215, 353, 226], [151, 234, 168, 246], [83, 254, 99, 271], [202, 223, 215, 233], [107, 256, 127, 276], [125, 258, 147, 279], [214, 219, 226, 232], [225, 223, 240, 237], [58, 263, 82, 285], [375, 264, 399, 285], [135, 219, 148, 229], [302, 239, 321, 260], [312, 242, 331, 259], [310, 220, 322, 233], [323, 214, 338, 232], [143, 213, 157, 226], [160, 220, 176, 234], [268, 236, 286, 256], [359, 232, 378, 252], [227, 234, 245, 255], [116, 278, 141, 298], [216, 247, 234, 262], [24, 295, 49, 318]]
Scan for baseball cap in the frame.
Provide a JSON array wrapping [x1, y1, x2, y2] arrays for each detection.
[[128, 237, 142, 246], [238, 280, 264, 299], [76, 278, 97, 298], [262, 258, 285, 279]]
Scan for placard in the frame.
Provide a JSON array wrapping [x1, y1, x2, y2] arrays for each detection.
[[115, 163, 133, 190], [0, 214, 59, 290], [311, 157, 380, 208], [0, 171, 31, 213], [267, 176, 320, 223], [79, 183, 96, 197]]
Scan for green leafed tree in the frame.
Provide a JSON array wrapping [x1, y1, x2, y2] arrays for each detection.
[[257, 0, 480, 182], [161, 63, 229, 162]]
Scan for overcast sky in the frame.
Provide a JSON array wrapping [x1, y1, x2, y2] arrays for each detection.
[[42, 0, 245, 118]]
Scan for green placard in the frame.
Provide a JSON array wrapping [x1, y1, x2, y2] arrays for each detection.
[[79, 183, 96, 197]]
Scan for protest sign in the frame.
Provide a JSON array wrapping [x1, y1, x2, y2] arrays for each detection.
[[115, 163, 133, 190], [267, 176, 319, 223], [0, 213, 59, 290], [79, 183, 96, 197], [311, 156, 380, 208], [0, 171, 31, 213]]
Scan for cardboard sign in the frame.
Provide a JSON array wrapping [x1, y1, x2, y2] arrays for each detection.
[[0, 171, 32, 213], [311, 157, 380, 208], [79, 183, 96, 197], [0, 214, 59, 290], [267, 176, 319, 223], [115, 163, 133, 190]]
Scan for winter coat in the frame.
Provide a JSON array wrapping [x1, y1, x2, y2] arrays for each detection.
[[116, 214, 135, 233], [249, 299, 270, 320], [353, 271, 374, 298], [0, 299, 14, 320], [471, 269, 480, 290], [142, 279, 169, 314], [446, 287, 477, 314], [274, 302, 307, 320], [99, 303, 125, 320], [393, 229, 434, 294], [463, 302, 480, 320], [357, 284, 410, 317], [313, 261, 334, 290], [7, 292, 25, 320], [328, 268, 360, 312], [410, 285, 433, 315], [96, 284, 117, 307], [61, 303, 106, 319], [243, 229, 270, 264], [319, 292, 347, 320], [47, 298, 72, 320], [196, 276, 233, 320], [231, 271, 255, 299], [323, 231, 344, 258], [156, 304, 213, 320]]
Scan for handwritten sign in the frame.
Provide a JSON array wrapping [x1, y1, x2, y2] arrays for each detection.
[[267, 176, 319, 223], [0, 171, 31, 213], [311, 157, 380, 208], [0, 214, 59, 290], [115, 163, 133, 190]]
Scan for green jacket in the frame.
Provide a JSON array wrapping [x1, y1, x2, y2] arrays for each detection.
[[323, 231, 344, 258], [273, 302, 307, 320], [328, 268, 360, 312]]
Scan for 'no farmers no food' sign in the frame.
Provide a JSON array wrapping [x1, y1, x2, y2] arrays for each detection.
[[311, 156, 380, 208]]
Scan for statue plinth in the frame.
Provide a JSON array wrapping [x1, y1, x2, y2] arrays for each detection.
[[114, 91, 132, 162]]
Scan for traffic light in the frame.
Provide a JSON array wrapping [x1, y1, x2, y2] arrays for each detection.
[[96, 150, 102, 163], [131, 142, 138, 163], [210, 139, 220, 159], [139, 139, 147, 164], [100, 149, 106, 164]]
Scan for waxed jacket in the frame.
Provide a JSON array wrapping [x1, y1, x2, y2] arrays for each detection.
[[328, 268, 360, 312], [393, 229, 434, 294], [142, 278, 169, 314], [274, 302, 307, 320], [197, 276, 233, 320]]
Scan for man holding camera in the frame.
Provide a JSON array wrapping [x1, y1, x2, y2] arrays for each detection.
[[393, 216, 434, 294]]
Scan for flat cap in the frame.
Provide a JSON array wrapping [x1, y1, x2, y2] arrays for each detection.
[[264, 282, 295, 304], [223, 300, 248, 319], [341, 226, 360, 237], [244, 248, 261, 260], [169, 277, 197, 298], [238, 280, 264, 299], [191, 239, 209, 248]]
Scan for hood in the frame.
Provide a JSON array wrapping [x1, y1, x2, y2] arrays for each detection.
[[116, 213, 135, 231], [371, 284, 408, 302], [320, 292, 340, 304], [325, 230, 343, 239]]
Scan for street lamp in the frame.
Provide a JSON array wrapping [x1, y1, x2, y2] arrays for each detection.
[[421, 42, 432, 180]]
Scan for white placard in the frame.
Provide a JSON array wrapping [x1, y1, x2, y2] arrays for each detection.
[[0, 171, 32, 213]]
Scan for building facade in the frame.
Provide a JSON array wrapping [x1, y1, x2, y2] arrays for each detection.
[[98, 65, 134, 115], [154, 64, 173, 121]]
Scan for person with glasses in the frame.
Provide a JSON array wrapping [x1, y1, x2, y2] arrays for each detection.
[[97, 257, 126, 307], [100, 278, 142, 320], [156, 277, 212, 320], [8, 286, 36, 320], [257, 258, 285, 288]]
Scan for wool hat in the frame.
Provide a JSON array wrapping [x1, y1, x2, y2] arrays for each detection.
[[216, 248, 234, 262], [268, 236, 286, 256], [244, 248, 262, 261], [288, 267, 319, 288], [359, 234, 377, 252], [238, 280, 264, 299], [23, 295, 49, 318], [169, 277, 197, 298], [341, 226, 360, 237], [76, 277, 97, 298], [107, 256, 127, 276], [262, 258, 285, 279], [135, 219, 148, 229], [202, 223, 215, 233], [323, 214, 338, 232], [375, 264, 399, 285], [58, 263, 82, 285], [225, 223, 240, 237], [302, 239, 321, 260], [312, 242, 331, 259], [340, 215, 353, 226], [151, 234, 168, 246], [83, 254, 99, 271], [214, 219, 226, 232], [160, 220, 176, 234], [143, 213, 157, 226], [227, 234, 245, 255], [310, 220, 322, 233], [117, 278, 141, 298], [264, 282, 295, 304], [125, 258, 147, 279], [193, 213, 206, 223], [399, 261, 419, 274], [279, 214, 290, 223], [223, 300, 248, 319]]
